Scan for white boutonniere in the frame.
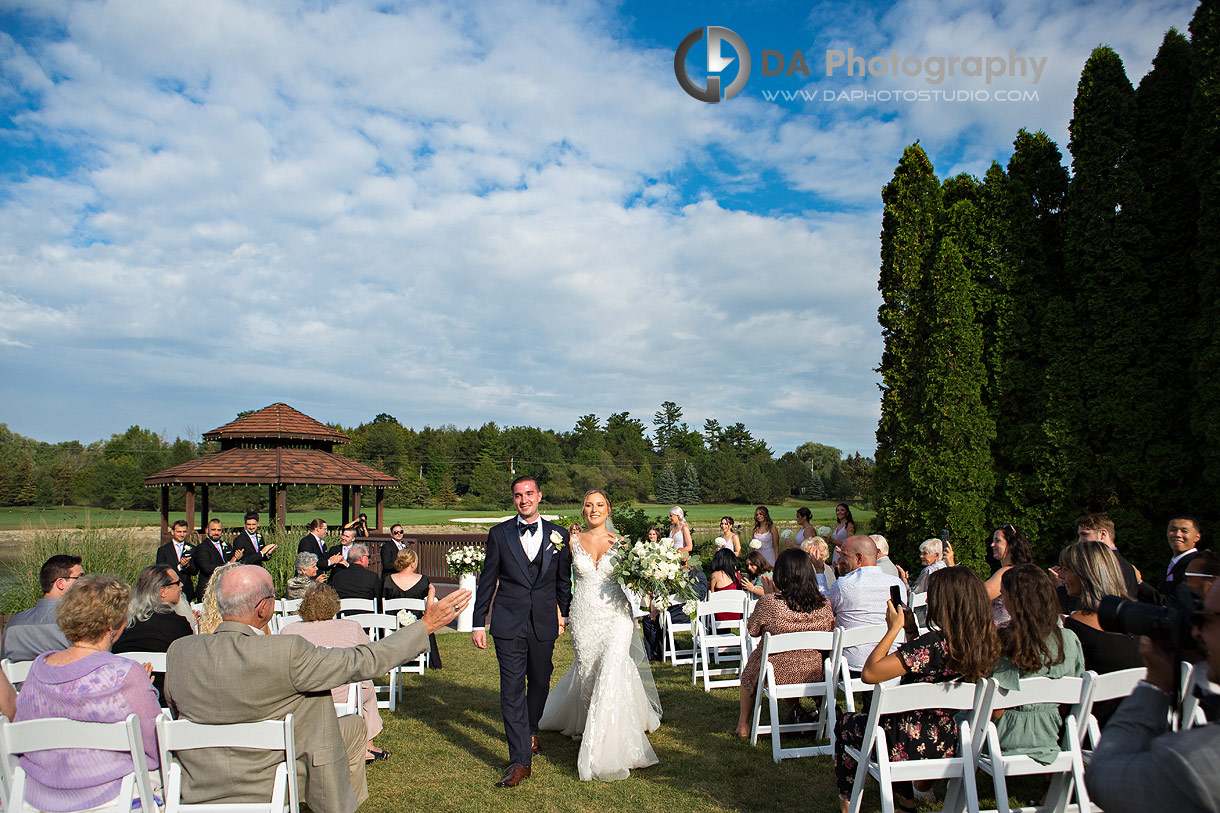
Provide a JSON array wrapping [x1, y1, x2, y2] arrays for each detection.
[[549, 530, 565, 551]]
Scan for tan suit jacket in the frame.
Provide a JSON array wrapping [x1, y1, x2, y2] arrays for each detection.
[[164, 620, 427, 813]]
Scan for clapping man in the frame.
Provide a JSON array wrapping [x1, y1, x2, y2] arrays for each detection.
[[195, 518, 243, 596], [157, 519, 198, 601], [233, 511, 277, 566], [299, 519, 345, 575]]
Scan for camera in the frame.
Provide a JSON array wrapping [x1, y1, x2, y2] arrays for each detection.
[[1098, 585, 1202, 651]]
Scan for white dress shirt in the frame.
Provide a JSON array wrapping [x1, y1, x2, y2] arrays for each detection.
[[827, 565, 906, 671], [518, 516, 543, 561]]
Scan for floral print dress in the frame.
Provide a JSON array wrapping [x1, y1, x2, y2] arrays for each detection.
[[833, 630, 961, 801]]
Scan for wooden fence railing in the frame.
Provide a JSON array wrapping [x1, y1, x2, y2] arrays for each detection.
[[360, 533, 486, 583]]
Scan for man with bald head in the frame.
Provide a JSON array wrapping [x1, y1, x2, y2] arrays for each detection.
[[165, 565, 470, 813], [826, 535, 907, 673]]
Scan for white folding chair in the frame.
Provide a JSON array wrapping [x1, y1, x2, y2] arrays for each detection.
[[382, 599, 429, 677], [967, 674, 1094, 813], [691, 593, 748, 691], [338, 598, 377, 616], [748, 629, 839, 761], [0, 660, 33, 690], [1079, 667, 1143, 762], [845, 680, 984, 813], [658, 598, 695, 666], [344, 613, 405, 710], [333, 682, 361, 717], [836, 624, 904, 712], [0, 713, 158, 813], [909, 592, 929, 633], [115, 651, 168, 674], [156, 713, 299, 813], [1178, 659, 1209, 730]]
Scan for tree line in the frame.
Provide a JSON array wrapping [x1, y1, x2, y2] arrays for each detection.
[[873, 6, 1218, 574], [0, 401, 875, 512]]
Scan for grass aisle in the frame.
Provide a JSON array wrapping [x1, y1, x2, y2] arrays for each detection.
[[365, 632, 849, 813]]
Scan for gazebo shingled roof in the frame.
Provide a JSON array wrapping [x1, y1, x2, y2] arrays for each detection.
[[144, 403, 396, 540]]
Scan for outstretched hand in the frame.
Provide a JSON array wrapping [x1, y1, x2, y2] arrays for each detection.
[[422, 584, 471, 634]]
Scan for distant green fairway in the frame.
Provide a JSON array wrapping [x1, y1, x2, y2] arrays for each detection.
[[0, 501, 873, 532]]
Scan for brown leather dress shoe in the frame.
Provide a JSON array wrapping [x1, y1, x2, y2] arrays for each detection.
[[496, 764, 531, 788], [530, 734, 541, 755]]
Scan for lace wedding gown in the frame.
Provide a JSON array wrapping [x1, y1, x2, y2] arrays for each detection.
[[539, 535, 662, 781]]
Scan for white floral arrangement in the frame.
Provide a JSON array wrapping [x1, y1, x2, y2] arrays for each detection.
[[661, 536, 674, 546], [608, 535, 700, 606], [549, 530, 565, 551], [396, 610, 418, 626], [816, 525, 832, 537], [749, 538, 763, 550], [445, 545, 486, 578], [780, 529, 794, 540]]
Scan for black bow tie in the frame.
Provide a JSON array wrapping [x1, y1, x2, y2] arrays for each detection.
[[518, 521, 539, 536]]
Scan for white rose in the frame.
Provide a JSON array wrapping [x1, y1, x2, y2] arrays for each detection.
[[661, 537, 674, 546], [683, 600, 697, 616], [396, 610, 418, 625], [749, 539, 762, 550], [781, 529, 794, 540], [550, 530, 562, 544]]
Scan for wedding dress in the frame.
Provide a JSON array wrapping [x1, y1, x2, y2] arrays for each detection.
[[539, 534, 662, 781]]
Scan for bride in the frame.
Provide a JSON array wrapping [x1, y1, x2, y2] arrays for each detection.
[[539, 488, 662, 781]]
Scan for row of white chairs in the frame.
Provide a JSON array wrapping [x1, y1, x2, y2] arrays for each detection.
[[0, 711, 299, 813]]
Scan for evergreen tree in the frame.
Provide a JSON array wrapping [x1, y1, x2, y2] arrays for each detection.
[[13, 457, 36, 506], [652, 402, 683, 451], [655, 463, 679, 503], [874, 143, 942, 539], [679, 462, 702, 505], [432, 473, 460, 508], [700, 453, 743, 502], [804, 468, 826, 500]]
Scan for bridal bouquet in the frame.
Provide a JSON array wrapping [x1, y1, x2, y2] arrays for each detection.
[[445, 545, 486, 578], [607, 535, 700, 606]]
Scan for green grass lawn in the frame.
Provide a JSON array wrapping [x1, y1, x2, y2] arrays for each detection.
[[0, 502, 873, 532]]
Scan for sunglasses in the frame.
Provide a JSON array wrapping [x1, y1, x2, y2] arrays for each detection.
[[391, 530, 404, 536]]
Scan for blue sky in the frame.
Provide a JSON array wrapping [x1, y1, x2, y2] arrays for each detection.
[[0, 0, 1196, 455]]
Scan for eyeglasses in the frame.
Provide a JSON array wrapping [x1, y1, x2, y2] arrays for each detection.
[[166, 579, 181, 587], [256, 594, 275, 607], [60, 575, 81, 583], [1001, 523, 1017, 536]]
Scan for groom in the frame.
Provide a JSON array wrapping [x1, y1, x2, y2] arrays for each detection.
[[472, 475, 573, 788]]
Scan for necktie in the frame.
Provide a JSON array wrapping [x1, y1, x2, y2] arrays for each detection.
[[519, 521, 538, 536]]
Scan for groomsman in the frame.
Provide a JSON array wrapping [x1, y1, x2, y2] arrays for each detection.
[[195, 518, 243, 596], [382, 524, 408, 574], [233, 511, 277, 566], [157, 520, 198, 601], [1163, 515, 1204, 598], [298, 518, 345, 575]]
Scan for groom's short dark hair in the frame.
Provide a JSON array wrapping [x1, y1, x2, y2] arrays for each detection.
[[510, 474, 540, 492]]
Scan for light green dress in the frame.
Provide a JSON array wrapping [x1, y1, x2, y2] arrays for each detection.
[[991, 628, 1085, 764]]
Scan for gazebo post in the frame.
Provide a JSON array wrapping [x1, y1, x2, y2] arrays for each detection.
[[267, 485, 276, 526], [184, 485, 196, 535], [375, 487, 384, 532], [276, 485, 287, 530], [160, 486, 170, 543], [342, 485, 350, 527], [199, 485, 210, 532], [352, 486, 362, 525]]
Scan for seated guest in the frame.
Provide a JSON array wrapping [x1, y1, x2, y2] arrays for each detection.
[[872, 535, 906, 582], [1, 555, 82, 661], [834, 567, 1000, 813], [912, 538, 948, 593], [802, 537, 837, 592], [383, 549, 441, 668], [707, 548, 745, 622], [286, 552, 328, 600], [1184, 550, 1220, 600], [14, 574, 160, 812], [279, 585, 390, 763], [991, 565, 1085, 763], [0, 670, 14, 721], [112, 565, 194, 694], [827, 535, 906, 674], [196, 562, 240, 634], [985, 523, 1035, 627], [1057, 540, 1142, 727], [642, 562, 708, 661], [734, 549, 835, 737], [741, 550, 774, 597], [328, 544, 382, 603]]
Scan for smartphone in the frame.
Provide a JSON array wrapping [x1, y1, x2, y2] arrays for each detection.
[[889, 584, 905, 609]]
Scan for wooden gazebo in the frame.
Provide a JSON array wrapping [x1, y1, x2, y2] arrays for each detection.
[[144, 403, 398, 540]]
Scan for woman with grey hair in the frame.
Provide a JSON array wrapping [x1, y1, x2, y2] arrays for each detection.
[[286, 551, 328, 599], [912, 538, 948, 593], [113, 564, 193, 693]]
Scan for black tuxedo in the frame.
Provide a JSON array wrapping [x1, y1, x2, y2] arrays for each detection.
[[1161, 549, 1202, 598], [328, 562, 382, 602], [298, 533, 340, 575], [473, 517, 572, 768], [193, 536, 234, 596], [233, 530, 273, 566], [381, 539, 406, 575], [156, 540, 198, 601]]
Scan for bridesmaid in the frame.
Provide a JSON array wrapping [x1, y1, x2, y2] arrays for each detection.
[[669, 507, 694, 557], [751, 506, 780, 568], [716, 516, 741, 556]]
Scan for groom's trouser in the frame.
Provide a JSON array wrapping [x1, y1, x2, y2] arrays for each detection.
[[494, 630, 555, 767]]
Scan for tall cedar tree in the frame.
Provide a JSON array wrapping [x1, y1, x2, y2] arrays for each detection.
[[1190, 1, 1220, 503], [874, 144, 942, 545], [1066, 46, 1158, 558], [1137, 29, 1199, 515]]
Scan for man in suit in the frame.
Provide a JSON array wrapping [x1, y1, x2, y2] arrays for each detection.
[[233, 511, 277, 566], [165, 565, 469, 813], [195, 518, 243, 596], [381, 525, 407, 574], [1163, 515, 1204, 597], [156, 519, 198, 601], [472, 475, 573, 788], [299, 518, 345, 575], [1085, 577, 1220, 812], [328, 544, 381, 602]]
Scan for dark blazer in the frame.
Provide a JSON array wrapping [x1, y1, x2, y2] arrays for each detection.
[[193, 537, 234, 596], [156, 541, 198, 601], [233, 530, 273, 565], [328, 562, 381, 602], [473, 517, 572, 640], [1111, 548, 1141, 598], [113, 610, 194, 695], [1160, 549, 1201, 598], [381, 540, 406, 575], [298, 534, 340, 574]]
